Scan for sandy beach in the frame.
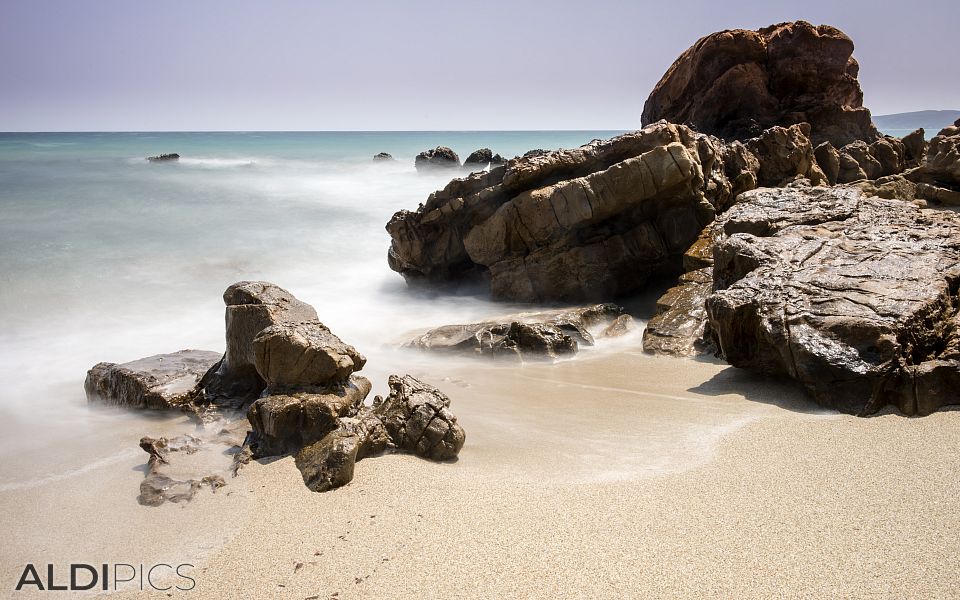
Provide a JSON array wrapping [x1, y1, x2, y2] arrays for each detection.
[[3, 340, 958, 599]]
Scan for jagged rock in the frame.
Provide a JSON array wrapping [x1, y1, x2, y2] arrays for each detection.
[[373, 152, 394, 161], [870, 137, 906, 177], [523, 149, 549, 158], [702, 186, 960, 416], [199, 281, 329, 403], [839, 141, 883, 180], [415, 147, 460, 171], [490, 153, 507, 166], [642, 21, 879, 148], [338, 414, 390, 460], [387, 122, 749, 302], [642, 268, 715, 356], [901, 129, 927, 168], [252, 322, 365, 390], [405, 304, 623, 359], [84, 350, 221, 409], [372, 375, 465, 460], [146, 153, 180, 162], [837, 150, 868, 183], [814, 142, 841, 184], [463, 148, 493, 170], [246, 376, 372, 456], [294, 429, 360, 492], [746, 123, 826, 186], [853, 175, 919, 203], [904, 121, 960, 203]]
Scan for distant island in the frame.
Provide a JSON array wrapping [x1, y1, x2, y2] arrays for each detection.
[[873, 110, 960, 131]]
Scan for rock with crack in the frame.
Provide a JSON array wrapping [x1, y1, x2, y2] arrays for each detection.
[[245, 376, 372, 456], [641, 21, 879, 147], [252, 322, 365, 391], [698, 185, 960, 415], [198, 281, 353, 405], [404, 304, 624, 359], [294, 429, 361, 492], [905, 120, 960, 203], [387, 121, 755, 302], [642, 267, 716, 356], [746, 123, 826, 187], [372, 375, 466, 461], [84, 350, 221, 409]]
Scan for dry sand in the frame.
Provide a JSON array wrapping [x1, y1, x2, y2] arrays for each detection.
[[2, 341, 959, 599]]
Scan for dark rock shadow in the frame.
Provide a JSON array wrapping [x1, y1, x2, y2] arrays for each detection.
[[688, 366, 829, 415]]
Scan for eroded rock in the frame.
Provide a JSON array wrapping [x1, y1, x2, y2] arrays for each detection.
[[85, 350, 221, 410], [641, 21, 879, 147], [372, 375, 465, 461], [252, 322, 365, 390]]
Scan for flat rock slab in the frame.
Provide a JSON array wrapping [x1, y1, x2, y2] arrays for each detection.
[[85, 349, 222, 409], [405, 304, 623, 359]]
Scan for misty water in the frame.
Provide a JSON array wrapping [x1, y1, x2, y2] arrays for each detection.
[[0, 130, 627, 488]]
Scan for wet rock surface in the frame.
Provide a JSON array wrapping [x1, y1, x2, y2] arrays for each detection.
[[405, 304, 624, 359], [373, 152, 394, 161], [641, 21, 879, 148], [388, 122, 752, 302], [463, 148, 493, 171], [646, 185, 960, 415], [85, 350, 221, 409], [136, 435, 228, 506], [146, 153, 180, 162]]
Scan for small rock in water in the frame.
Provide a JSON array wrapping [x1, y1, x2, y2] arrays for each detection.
[[146, 153, 180, 162], [372, 152, 394, 161]]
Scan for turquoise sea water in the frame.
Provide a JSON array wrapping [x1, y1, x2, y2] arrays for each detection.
[[0, 130, 624, 459]]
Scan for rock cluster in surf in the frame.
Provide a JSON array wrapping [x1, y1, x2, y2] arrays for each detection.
[[85, 282, 466, 502], [386, 20, 960, 416]]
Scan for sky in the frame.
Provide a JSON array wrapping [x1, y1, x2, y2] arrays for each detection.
[[1, 0, 957, 131]]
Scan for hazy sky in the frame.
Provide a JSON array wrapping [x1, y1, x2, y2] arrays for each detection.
[[1, 0, 956, 131]]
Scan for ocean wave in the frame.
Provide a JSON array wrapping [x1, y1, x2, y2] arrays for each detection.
[[0, 447, 141, 492]]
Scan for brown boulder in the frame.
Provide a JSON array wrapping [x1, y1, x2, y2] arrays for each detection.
[[252, 322, 365, 390], [372, 375, 465, 461], [641, 21, 879, 147]]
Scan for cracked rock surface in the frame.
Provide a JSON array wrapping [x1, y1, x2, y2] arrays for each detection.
[[85, 349, 221, 409], [372, 375, 466, 461], [645, 185, 960, 415]]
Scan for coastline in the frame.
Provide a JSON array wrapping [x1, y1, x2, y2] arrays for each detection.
[[5, 343, 959, 598]]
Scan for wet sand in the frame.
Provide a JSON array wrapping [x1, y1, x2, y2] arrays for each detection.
[[2, 341, 959, 598]]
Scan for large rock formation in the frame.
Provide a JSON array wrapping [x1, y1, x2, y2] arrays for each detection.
[[388, 122, 756, 302], [405, 304, 624, 359], [641, 21, 879, 148], [646, 185, 960, 416], [85, 350, 221, 409]]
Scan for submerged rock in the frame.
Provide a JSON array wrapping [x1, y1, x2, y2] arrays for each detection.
[[405, 304, 624, 359], [641, 21, 879, 147], [84, 350, 221, 409], [372, 375, 465, 461], [373, 152, 394, 161], [146, 153, 180, 162], [136, 434, 225, 506], [415, 146, 460, 171]]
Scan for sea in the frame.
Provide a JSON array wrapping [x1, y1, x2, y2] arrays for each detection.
[[0, 130, 631, 473]]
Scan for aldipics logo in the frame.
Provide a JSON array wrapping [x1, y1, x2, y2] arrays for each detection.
[[14, 563, 195, 592]]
